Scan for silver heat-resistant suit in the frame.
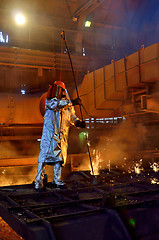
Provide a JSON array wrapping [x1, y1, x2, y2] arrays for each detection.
[[35, 95, 80, 189]]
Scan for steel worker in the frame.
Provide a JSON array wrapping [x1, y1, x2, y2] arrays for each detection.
[[35, 81, 85, 189]]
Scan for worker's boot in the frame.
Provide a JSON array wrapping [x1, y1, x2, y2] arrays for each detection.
[[35, 162, 46, 190], [53, 162, 65, 188]]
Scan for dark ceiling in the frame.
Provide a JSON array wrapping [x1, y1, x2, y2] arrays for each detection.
[[0, 0, 158, 63], [0, 0, 158, 94]]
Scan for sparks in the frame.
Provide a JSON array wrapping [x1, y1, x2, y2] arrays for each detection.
[[89, 149, 103, 175], [151, 178, 159, 184], [128, 160, 144, 175], [107, 160, 111, 172], [150, 162, 159, 172]]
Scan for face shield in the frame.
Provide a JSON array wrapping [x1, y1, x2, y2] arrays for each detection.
[[47, 84, 63, 99]]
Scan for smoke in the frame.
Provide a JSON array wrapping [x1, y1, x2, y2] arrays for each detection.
[[0, 165, 53, 187], [0, 142, 18, 158], [0, 141, 41, 187], [0, 166, 34, 186], [76, 120, 149, 173], [95, 121, 148, 169], [0, 167, 35, 186], [0, 141, 40, 158]]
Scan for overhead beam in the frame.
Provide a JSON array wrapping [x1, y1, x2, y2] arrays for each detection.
[[73, 0, 104, 54], [0, 46, 89, 72], [74, 0, 104, 17]]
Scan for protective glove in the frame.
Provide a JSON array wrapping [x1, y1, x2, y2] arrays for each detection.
[[75, 120, 86, 128], [81, 120, 86, 128], [71, 98, 82, 106]]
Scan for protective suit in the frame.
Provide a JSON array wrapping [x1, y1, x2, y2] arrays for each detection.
[[35, 81, 85, 189]]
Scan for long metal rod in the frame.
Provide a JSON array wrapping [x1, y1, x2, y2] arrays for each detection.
[[61, 31, 94, 175], [86, 134, 94, 175], [61, 31, 83, 120]]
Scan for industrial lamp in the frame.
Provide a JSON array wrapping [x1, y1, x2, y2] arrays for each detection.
[[15, 13, 26, 25], [84, 19, 91, 27]]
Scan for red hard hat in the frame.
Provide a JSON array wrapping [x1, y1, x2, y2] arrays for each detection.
[[54, 81, 66, 89]]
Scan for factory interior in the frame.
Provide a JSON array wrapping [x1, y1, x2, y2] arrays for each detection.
[[0, 0, 159, 239]]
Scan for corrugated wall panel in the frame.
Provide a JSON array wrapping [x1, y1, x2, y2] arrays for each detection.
[[75, 43, 159, 118]]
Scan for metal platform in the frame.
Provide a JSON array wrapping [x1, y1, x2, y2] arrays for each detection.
[[0, 169, 159, 240]]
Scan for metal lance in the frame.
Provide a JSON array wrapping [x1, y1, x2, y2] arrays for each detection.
[[61, 31, 94, 175]]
